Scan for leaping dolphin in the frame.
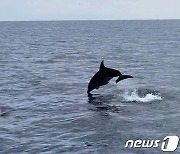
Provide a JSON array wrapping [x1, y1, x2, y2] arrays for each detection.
[[87, 61, 133, 94]]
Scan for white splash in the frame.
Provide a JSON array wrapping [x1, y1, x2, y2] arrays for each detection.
[[122, 89, 162, 102]]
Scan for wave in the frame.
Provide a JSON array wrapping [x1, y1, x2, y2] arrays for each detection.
[[122, 89, 162, 103]]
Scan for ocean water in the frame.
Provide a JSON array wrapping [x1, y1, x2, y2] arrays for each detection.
[[0, 20, 180, 154]]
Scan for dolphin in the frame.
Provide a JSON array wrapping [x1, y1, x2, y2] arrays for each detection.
[[87, 61, 133, 94]]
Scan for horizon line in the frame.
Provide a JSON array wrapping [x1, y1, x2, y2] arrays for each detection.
[[0, 18, 180, 22]]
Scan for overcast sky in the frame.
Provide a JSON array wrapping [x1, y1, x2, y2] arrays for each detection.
[[0, 0, 180, 21]]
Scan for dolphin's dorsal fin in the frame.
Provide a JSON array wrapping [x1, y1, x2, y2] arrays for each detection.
[[99, 60, 106, 70]]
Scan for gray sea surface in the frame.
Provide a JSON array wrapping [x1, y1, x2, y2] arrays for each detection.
[[0, 20, 180, 154]]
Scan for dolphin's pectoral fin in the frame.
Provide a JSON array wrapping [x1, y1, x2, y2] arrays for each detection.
[[100, 77, 112, 86], [116, 75, 133, 83], [95, 86, 99, 89], [99, 81, 108, 86]]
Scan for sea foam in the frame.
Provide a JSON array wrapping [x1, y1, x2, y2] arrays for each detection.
[[122, 89, 162, 102]]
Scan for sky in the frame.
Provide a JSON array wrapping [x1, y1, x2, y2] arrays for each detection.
[[0, 0, 180, 21]]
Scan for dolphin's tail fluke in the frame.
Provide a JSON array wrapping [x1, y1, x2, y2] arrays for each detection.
[[116, 75, 133, 83]]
